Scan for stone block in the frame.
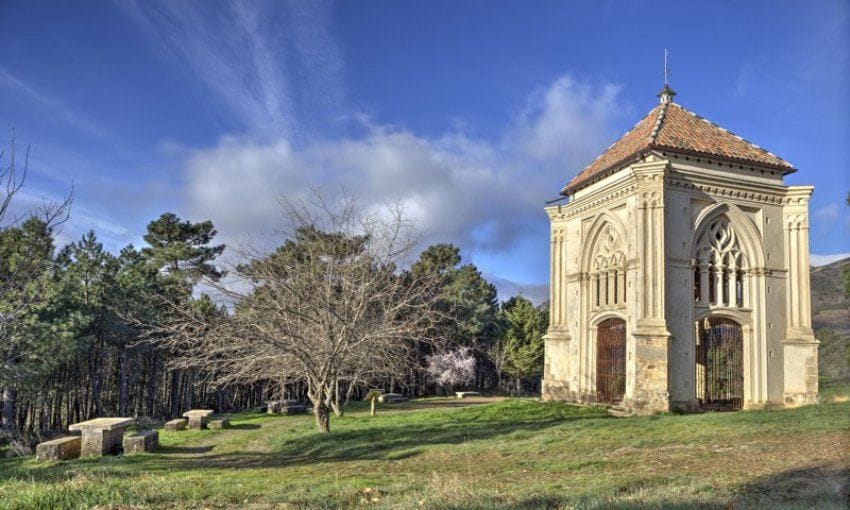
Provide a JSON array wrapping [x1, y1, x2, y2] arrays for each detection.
[[123, 430, 159, 454], [182, 409, 214, 429], [164, 418, 187, 431], [281, 404, 306, 414], [209, 418, 230, 429], [36, 436, 81, 461]]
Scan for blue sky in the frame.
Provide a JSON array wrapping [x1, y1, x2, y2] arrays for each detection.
[[1, 0, 848, 303]]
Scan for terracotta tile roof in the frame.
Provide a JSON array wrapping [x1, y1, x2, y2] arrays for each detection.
[[562, 101, 795, 194]]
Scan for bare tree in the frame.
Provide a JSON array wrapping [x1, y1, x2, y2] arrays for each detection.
[[151, 192, 443, 432]]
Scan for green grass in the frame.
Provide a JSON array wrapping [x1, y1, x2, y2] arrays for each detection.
[[0, 396, 848, 510]]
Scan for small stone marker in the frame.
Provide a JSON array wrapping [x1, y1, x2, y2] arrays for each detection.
[[455, 391, 481, 399], [182, 409, 214, 429], [364, 389, 383, 416], [36, 436, 81, 461], [209, 418, 230, 429], [68, 417, 134, 457], [123, 430, 159, 454], [164, 418, 187, 431]]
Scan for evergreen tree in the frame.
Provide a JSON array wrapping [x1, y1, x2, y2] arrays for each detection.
[[140, 213, 224, 417], [500, 296, 547, 393]]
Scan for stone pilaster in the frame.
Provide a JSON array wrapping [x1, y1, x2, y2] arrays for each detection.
[[628, 159, 671, 413], [542, 328, 572, 401], [781, 186, 818, 407]]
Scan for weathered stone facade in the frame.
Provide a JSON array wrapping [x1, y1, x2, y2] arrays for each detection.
[[543, 88, 818, 413]]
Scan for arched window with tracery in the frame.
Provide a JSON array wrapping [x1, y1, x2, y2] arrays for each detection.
[[590, 224, 626, 310], [694, 218, 747, 308]]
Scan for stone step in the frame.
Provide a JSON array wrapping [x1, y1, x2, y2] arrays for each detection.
[[606, 406, 635, 418]]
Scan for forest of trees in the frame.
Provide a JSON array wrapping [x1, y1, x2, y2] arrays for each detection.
[[0, 140, 547, 439]]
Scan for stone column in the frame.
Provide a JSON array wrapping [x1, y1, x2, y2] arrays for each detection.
[[714, 261, 725, 306], [699, 262, 710, 304], [799, 223, 813, 330], [726, 258, 737, 308]]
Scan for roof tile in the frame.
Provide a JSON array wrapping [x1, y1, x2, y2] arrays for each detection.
[[563, 102, 794, 194]]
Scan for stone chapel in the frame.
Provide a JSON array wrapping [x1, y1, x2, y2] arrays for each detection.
[[542, 84, 818, 413]]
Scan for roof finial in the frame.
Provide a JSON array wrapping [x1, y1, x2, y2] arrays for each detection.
[[658, 49, 676, 104]]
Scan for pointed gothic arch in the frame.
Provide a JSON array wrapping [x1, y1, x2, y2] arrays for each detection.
[[690, 202, 765, 268], [581, 212, 628, 309]]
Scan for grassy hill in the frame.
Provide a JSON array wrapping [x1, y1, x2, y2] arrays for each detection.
[[1, 395, 848, 510], [811, 257, 850, 332]]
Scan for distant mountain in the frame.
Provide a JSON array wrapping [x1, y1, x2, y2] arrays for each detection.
[[811, 257, 850, 332]]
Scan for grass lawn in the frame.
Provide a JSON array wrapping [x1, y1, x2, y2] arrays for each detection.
[[1, 393, 848, 510]]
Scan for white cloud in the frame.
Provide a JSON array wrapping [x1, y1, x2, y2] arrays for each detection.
[[0, 68, 108, 140], [488, 276, 550, 306], [120, 1, 626, 283], [183, 74, 625, 264], [815, 202, 840, 223], [810, 252, 850, 266], [117, 0, 344, 138]]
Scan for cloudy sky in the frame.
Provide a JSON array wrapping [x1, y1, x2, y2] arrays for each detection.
[[1, 0, 848, 303]]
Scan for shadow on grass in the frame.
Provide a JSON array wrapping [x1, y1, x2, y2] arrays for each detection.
[[167, 402, 607, 470], [432, 465, 849, 509], [157, 445, 214, 455], [733, 464, 849, 509], [225, 423, 261, 431]]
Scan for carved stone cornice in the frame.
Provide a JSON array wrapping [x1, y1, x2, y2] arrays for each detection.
[[546, 181, 637, 221]]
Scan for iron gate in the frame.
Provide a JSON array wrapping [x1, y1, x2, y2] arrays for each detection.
[[596, 318, 626, 404], [697, 317, 743, 411]]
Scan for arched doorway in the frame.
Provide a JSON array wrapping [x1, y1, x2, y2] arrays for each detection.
[[596, 318, 626, 404], [696, 317, 744, 411]]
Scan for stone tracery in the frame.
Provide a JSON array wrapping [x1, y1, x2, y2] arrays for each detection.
[[693, 217, 748, 308], [589, 223, 626, 309]]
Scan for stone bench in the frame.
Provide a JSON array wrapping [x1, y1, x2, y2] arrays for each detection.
[[36, 436, 81, 461], [267, 399, 300, 414], [164, 418, 187, 431], [182, 409, 214, 429], [267, 400, 306, 415], [124, 430, 159, 454], [69, 417, 134, 457], [455, 391, 481, 399], [209, 418, 230, 429], [379, 394, 409, 404]]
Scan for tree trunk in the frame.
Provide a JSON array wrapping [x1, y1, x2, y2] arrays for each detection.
[[117, 347, 128, 416], [169, 369, 181, 417], [313, 400, 330, 433], [330, 379, 344, 418], [2, 385, 16, 433], [90, 347, 104, 417]]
